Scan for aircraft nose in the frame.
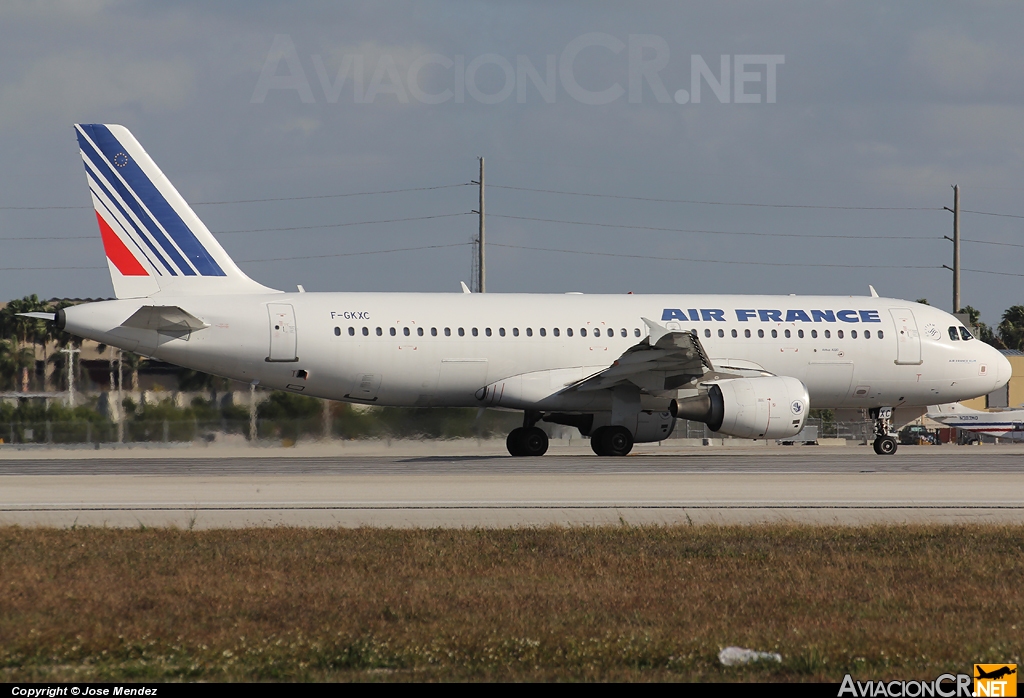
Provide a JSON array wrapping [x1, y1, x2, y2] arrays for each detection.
[[993, 347, 1012, 390]]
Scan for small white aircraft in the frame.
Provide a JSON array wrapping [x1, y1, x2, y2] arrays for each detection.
[[22, 124, 1012, 456], [927, 403, 1024, 441]]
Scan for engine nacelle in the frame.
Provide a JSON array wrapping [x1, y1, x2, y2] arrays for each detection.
[[670, 376, 809, 440]]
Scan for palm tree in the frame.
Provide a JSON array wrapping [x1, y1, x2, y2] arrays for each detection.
[[1, 296, 49, 391], [0, 339, 35, 391], [999, 306, 1024, 352]]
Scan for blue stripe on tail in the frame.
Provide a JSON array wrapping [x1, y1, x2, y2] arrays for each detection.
[[77, 124, 225, 277]]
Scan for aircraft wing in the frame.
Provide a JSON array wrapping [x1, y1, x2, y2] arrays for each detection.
[[570, 317, 730, 394]]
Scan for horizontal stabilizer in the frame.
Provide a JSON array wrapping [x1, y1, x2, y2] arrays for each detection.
[[16, 312, 57, 321], [121, 306, 209, 335]]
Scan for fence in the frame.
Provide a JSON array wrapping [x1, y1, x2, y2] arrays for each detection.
[[1, 416, 882, 446], [0, 419, 322, 446]]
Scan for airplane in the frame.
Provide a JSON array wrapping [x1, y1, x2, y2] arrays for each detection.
[[20, 124, 1012, 457], [975, 666, 1016, 681], [927, 402, 1024, 441]]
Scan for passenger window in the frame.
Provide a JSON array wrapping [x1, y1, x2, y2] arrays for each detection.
[[526, 328, 533, 337], [389, 327, 396, 336], [513, 328, 519, 337], [349, 327, 355, 336], [417, 327, 424, 336], [445, 328, 451, 336], [567, 328, 574, 337], [705, 329, 712, 338], [404, 327, 411, 336], [745, 329, 751, 338], [472, 328, 479, 337], [553, 328, 560, 337], [959, 327, 973, 341], [431, 328, 437, 336], [824, 330, 831, 339], [580, 328, 587, 337], [362, 327, 369, 336], [731, 329, 737, 338], [458, 328, 465, 336], [811, 329, 818, 338], [607, 329, 614, 337], [758, 329, 764, 338], [634, 328, 641, 337], [334, 327, 341, 336], [798, 329, 804, 338], [864, 330, 870, 339], [486, 328, 492, 337], [878, 330, 884, 339], [785, 329, 791, 338], [376, 327, 383, 336], [540, 328, 547, 337], [718, 329, 724, 338], [620, 328, 627, 337], [838, 330, 844, 339], [499, 328, 506, 337], [851, 330, 857, 339], [948, 326, 959, 341]]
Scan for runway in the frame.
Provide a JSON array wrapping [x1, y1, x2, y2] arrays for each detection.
[[2, 446, 1023, 527]]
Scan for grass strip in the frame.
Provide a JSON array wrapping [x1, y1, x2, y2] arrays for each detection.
[[1, 524, 1021, 681]]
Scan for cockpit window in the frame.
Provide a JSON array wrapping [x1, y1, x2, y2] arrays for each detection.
[[948, 326, 959, 341], [959, 326, 974, 341]]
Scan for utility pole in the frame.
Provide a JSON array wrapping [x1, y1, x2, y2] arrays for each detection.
[[249, 380, 259, 445], [472, 156, 486, 293], [117, 349, 124, 444], [943, 184, 960, 313], [61, 347, 80, 407]]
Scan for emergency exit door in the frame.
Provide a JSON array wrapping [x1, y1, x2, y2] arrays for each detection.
[[267, 303, 298, 362]]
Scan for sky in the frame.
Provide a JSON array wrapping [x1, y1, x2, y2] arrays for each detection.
[[1, 1, 1023, 327]]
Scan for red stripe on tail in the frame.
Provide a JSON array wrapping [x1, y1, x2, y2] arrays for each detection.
[[96, 212, 148, 276]]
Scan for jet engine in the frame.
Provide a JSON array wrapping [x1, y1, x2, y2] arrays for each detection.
[[670, 376, 809, 440]]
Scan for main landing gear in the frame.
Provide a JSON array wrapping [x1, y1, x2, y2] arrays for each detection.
[[871, 406, 898, 456], [589, 426, 634, 457], [506, 411, 549, 457]]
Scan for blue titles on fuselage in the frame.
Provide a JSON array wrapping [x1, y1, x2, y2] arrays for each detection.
[[661, 308, 882, 323]]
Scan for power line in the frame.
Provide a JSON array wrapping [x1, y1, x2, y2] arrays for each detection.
[[194, 183, 471, 205], [488, 243, 939, 270], [0, 243, 473, 271], [0, 212, 472, 241], [489, 213, 935, 241], [239, 243, 469, 263], [0, 183, 471, 211], [215, 212, 471, 235], [962, 209, 1024, 220], [488, 184, 941, 211]]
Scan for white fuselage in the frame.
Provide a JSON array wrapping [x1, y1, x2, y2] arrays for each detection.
[[62, 292, 1010, 413]]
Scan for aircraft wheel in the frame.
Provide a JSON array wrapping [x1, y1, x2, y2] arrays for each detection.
[[872, 438, 883, 455], [604, 426, 634, 457], [522, 427, 549, 457], [506, 428, 527, 457], [873, 436, 898, 455], [590, 428, 607, 456]]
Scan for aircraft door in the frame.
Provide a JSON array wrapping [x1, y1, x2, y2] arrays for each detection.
[[267, 303, 298, 362], [889, 308, 922, 365]]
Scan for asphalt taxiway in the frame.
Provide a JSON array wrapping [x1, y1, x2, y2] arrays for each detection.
[[1, 442, 1022, 528]]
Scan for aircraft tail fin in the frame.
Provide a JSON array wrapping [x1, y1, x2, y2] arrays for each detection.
[[73, 124, 278, 299]]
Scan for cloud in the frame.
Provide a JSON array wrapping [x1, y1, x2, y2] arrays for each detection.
[[0, 53, 195, 128]]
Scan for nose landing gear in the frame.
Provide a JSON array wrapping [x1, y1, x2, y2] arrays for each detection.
[[870, 407, 898, 455]]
